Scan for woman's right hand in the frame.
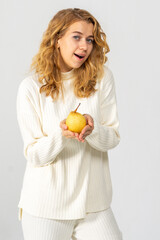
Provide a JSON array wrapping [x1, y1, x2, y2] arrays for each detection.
[[60, 119, 84, 142]]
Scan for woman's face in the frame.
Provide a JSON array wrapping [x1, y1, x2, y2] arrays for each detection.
[[57, 21, 94, 72]]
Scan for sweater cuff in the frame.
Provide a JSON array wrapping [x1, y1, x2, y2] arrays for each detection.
[[24, 127, 68, 167], [85, 119, 120, 152]]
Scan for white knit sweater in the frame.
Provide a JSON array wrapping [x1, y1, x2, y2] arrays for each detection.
[[16, 65, 120, 221]]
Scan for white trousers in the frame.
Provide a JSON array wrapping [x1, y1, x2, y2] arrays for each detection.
[[21, 207, 123, 240]]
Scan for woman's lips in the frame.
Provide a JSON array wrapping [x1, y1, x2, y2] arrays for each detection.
[[74, 53, 85, 61]]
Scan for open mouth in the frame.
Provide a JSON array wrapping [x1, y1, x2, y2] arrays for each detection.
[[74, 53, 85, 59]]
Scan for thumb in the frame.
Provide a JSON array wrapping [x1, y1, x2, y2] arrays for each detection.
[[88, 118, 94, 127]]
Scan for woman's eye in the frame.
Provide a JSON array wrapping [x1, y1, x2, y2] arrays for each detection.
[[73, 36, 80, 40], [73, 36, 94, 43], [87, 39, 94, 44]]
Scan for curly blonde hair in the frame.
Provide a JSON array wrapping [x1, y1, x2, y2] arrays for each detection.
[[29, 8, 110, 100]]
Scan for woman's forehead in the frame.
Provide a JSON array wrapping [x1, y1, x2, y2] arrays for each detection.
[[66, 21, 94, 35]]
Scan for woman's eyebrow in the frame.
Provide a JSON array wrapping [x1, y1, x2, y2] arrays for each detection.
[[72, 31, 94, 38]]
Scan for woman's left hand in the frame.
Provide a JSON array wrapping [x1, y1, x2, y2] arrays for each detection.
[[78, 114, 94, 142]]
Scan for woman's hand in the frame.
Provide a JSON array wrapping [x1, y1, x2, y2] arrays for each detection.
[[60, 119, 82, 141], [60, 114, 94, 143], [77, 114, 94, 142]]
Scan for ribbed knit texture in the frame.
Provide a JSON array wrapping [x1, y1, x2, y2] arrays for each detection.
[[16, 65, 120, 221], [21, 208, 122, 240]]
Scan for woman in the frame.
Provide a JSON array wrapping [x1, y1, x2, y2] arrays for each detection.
[[17, 8, 123, 240]]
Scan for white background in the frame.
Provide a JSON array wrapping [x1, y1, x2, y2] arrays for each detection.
[[0, 0, 160, 239]]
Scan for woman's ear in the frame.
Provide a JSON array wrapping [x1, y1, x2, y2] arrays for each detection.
[[57, 37, 61, 49], [57, 40, 60, 48]]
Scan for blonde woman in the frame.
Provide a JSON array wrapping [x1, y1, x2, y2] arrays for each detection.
[[17, 8, 123, 240]]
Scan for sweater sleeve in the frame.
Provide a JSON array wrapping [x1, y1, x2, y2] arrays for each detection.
[[16, 78, 67, 167], [85, 69, 120, 152]]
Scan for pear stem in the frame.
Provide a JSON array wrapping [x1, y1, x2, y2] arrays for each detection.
[[74, 103, 81, 113]]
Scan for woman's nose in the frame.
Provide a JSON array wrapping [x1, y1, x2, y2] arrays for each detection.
[[79, 39, 87, 50]]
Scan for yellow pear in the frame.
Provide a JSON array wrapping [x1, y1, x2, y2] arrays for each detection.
[[66, 103, 86, 133]]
